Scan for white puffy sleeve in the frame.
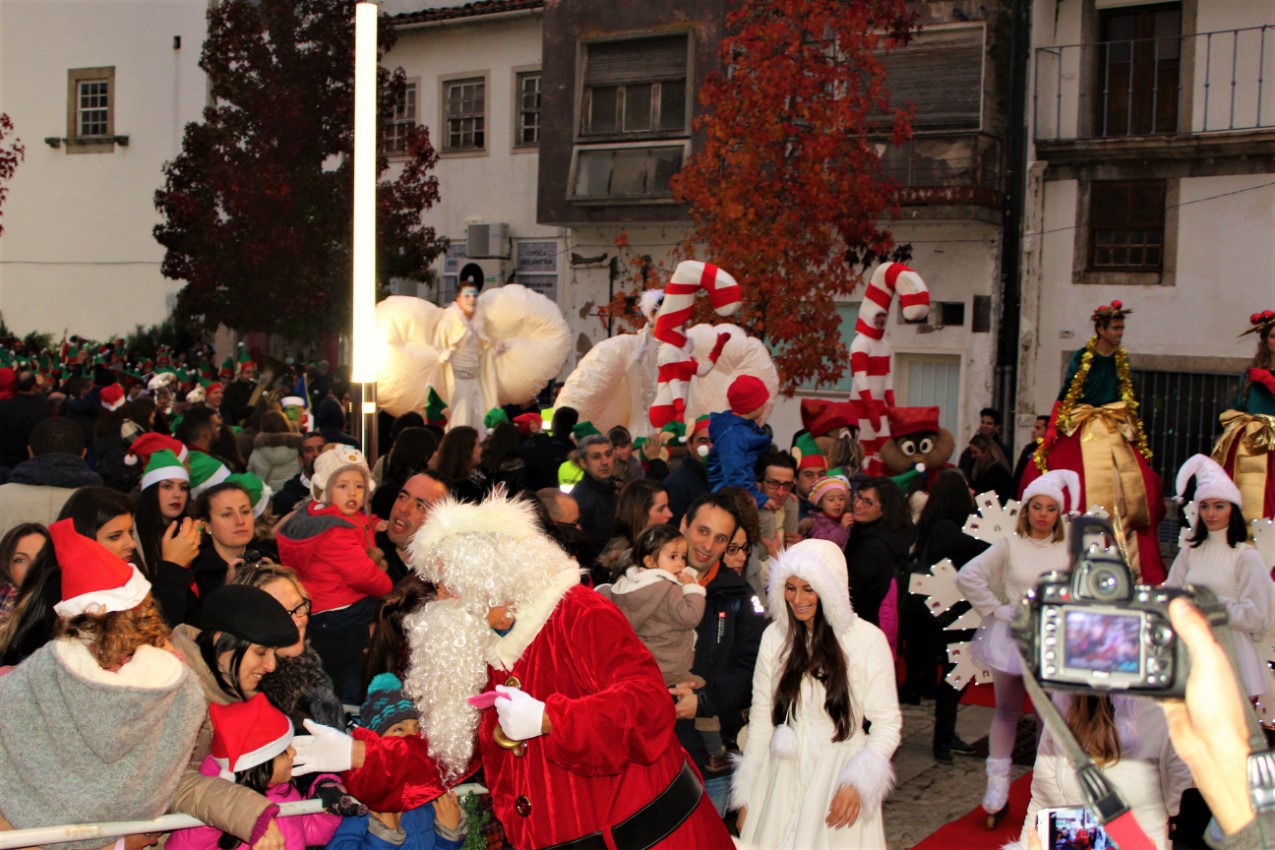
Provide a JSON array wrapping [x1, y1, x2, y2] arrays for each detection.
[[957, 537, 1012, 618], [730, 623, 783, 811], [835, 622, 900, 815], [374, 295, 447, 418], [477, 284, 571, 406]]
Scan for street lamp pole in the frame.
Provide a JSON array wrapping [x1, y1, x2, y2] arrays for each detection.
[[351, 1, 378, 461]]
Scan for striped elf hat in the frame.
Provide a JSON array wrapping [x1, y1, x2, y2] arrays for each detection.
[[141, 449, 189, 491], [188, 451, 231, 498]]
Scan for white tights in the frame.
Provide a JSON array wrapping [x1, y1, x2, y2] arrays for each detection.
[[990, 670, 1028, 760]]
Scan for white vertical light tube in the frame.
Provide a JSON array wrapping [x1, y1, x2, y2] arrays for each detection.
[[351, 1, 377, 384]]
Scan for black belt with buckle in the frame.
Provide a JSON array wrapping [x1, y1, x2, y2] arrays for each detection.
[[540, 760, 703, 850]]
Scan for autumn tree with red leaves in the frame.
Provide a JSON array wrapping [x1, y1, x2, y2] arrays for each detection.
[[670, 0, 917, 393], [0, 114, 25, 238], [154, 0, 444, 342]]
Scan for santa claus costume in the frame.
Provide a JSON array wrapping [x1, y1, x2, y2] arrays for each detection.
[[404, 494, 732, 850], [730, 539, 902, 849]]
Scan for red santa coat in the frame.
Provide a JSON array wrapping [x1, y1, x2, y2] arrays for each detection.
[[480, 574, 732, 850]]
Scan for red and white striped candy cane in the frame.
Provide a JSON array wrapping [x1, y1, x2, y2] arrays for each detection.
[[649, 261, 742, 428], [850, 262, 930, 474]]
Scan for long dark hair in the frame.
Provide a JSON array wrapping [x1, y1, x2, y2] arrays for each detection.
[[612, 479, 668, 545], [479, 422, 522, 475], [385, 427, 438, 481], [134, 480, 187, 578], [217, 759, 280, 850], [436, 426, 479, 482], [1188, 501, 1248, 548], [915, 469, 975, 555], [59, 485, 133, 539], [364, 575, 436, 691], [0, 522, 49, 589], [0, 545, 60, 665], [857, 477, 913, 534], [771, 593, 853, 742], [1066, 694, 1121, 766]]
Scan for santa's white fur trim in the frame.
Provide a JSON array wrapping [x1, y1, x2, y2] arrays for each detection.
[[835, 747, 896, 816], [488, 568, 580, 671], [410, 493, 544, 558], [769, 722, 798, 759], [728, 752, 763, 811], [766, 539, 857, 634]]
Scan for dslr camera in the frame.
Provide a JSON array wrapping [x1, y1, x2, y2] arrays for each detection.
[[1010, 515, 1221, 698]]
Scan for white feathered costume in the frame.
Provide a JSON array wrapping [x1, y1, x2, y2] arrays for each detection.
[[731, 539, 902, 850], [554, 291, 779, 435], [374, 287, 571, 424]]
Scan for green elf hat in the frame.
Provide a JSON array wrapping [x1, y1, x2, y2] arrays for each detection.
[[227, 472, 272, 518], [188, 450, 232, 498], [424, 387, 448, 425], [219, 356, 235, 380], [660, 419, 687, 444], [792, 432, 827, 472], [572, 421, 601, 440], [140, 449, 189, 491], [484, 407, 510, 430]]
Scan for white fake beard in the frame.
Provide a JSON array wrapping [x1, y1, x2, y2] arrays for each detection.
[[403, 597, 492, 781]]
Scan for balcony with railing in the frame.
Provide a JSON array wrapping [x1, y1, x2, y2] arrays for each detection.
[[1033, 24, 1275, 144], [877, 131, 1004, 210]]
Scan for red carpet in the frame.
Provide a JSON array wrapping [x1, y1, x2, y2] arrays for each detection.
[[912, 772, 1033, 850]]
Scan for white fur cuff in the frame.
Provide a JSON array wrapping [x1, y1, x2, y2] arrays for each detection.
[[835, 748, 895, 816], [680, 583, 706, 597], [728, 752, 762, 812]]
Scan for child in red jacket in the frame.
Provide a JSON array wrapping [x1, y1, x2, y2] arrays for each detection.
[[276, 446, 392, 702]]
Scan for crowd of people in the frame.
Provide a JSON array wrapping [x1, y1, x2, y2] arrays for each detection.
[[0, 296, 1271, 850]]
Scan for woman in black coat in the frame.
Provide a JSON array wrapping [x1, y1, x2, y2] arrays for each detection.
[[843, 477, 914, 647]]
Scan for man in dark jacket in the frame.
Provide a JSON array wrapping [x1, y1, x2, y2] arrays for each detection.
[[670, 493, 765, 815], [0, 417, 103, 539], [664, 416, 712, 528], [570, 433, 616, 553], [271, 431, 325, 515], [0, 370, 49, 471], [522, 406, 577, 491]]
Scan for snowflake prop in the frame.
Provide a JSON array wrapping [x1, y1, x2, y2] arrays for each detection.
[[1177, 501, 1200, 550], [908, 558, 966, 618], [962, 491, 1020, 544], [946, 641, 993, 689], [1253, 518, 1275, 568]]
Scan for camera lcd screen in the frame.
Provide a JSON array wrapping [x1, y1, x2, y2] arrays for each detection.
[[1063, 609, 1141, 674]]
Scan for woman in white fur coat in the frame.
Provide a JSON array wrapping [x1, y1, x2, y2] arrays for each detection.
[[730, 539, 902, 849]]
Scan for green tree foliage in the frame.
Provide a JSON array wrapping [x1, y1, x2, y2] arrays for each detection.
[[154, 0, 444, 342]]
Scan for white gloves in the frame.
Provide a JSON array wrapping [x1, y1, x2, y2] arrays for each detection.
[[993, 604, 1017, 623], [495, 685, 546, 742], [291, 719, 354, 776]]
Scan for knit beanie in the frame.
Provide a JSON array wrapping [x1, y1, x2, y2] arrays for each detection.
[[810, 475, 849, 509], [360, 673, 419, 735], [311, 445, 374, 500], [727, 375, 769, 416], [1174, 453, 1243, 506]]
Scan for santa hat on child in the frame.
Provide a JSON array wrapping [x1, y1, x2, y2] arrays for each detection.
[[126, 432, 190, 466], [100, 383, 125, 412], [1022, 468, 1083, 514], [141, 450, 189, 491], [210, 694, 293, 781], [1174, 454, 1243, 506], [727, 375, 769, 416], [809, 475, 849, 508], [50, 519, 151, 618]]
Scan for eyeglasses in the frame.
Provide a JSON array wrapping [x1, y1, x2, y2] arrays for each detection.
[[853, 493, 877, 507], [725, 543, 751, 556], [762, 479, 795, 491], [286, 599, 312, 619]]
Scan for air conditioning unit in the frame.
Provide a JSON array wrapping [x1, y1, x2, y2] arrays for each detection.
[[466, 222, 510, 259]]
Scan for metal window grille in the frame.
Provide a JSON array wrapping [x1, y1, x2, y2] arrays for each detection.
[[1131, 367, 1242, 486]]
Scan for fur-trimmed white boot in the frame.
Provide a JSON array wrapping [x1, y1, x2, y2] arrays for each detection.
[[982, 756, 1012, 827]]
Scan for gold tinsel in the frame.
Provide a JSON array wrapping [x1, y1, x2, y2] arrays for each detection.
[[1033, 337, 1152, 474]]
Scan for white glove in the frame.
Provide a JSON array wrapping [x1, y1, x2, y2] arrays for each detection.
[[494, 685, 546, 742], [291, 719, 354, 776], [438, 349, 451, 364], [993, 604, 1017, 623]]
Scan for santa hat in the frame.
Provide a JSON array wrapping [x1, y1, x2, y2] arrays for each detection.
[[360, 673, 419, 736], [50, 519, 151, 618], [810, 475, 849, 508], [409, 492, 548, 584], [887, 406, 940, 439], [1240, 309, 1275, 339], [126, 432, 189, 467], [792, 432, 827, 472], [766, 539, 856, 634], [1175, 453, 1243, 506], [800, 398, 861, 438], [188, 451, 232, 498], [280, 395, 306, 410], [100, 383, 125, 412], [1022, 468, 1083, 514], [209, 694, 293, 781], [227, 472, 273, 518], [727, 375, 769, 416], [141, 449, 189, 491], [311, 445, 373, 500], [512, 412, 541, 436]]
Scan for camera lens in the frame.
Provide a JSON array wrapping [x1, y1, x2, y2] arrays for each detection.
[[1088, 567, 1127, 601]]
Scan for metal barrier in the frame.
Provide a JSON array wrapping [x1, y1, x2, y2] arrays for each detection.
[[0, 801, 324, 850]]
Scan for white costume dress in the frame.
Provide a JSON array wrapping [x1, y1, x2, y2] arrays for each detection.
[[1164, 528, 1275, 696], [957, 534, 1070, 674], [1018, 695, 1194, 850], [731, 539, 902, 850]]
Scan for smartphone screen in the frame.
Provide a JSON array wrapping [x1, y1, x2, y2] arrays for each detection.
[[1036, 806, 1113, 850]]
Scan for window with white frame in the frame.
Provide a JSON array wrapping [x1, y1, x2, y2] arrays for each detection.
[[66, 67, 115, 150], [383, 81, 417, 156], [516, 71, 541, 147], [443, 77, 485, 153], [515, 240, 558, 300]]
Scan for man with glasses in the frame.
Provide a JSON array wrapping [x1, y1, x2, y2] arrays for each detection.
[[750, 451, 800, 598]]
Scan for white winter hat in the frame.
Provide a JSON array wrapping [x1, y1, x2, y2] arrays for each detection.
[[311, 445, 374, 500], [1022, 469, 1082, 514], [1175, 453, 1243, 506], [766, 538, 857, 634]]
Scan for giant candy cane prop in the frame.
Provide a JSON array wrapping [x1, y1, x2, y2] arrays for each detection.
[[850, 262, 930, 474], [648, 261, 742, 428]]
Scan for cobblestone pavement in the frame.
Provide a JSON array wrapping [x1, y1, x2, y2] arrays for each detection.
[[883, 700, 1034, 849]]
